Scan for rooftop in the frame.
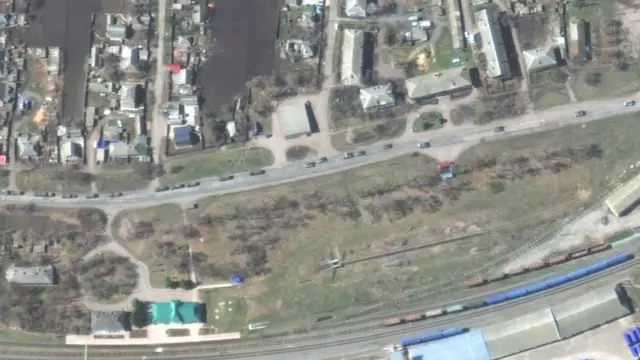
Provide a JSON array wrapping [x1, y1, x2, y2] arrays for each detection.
[[360, 83, 395, 110], [340, 28, 364, 85], [605, 171, 640, 216], [345, 0, 366, 18], [150, 300, 203, 325], [474, 8, 511, 78], [407, 330, 491, 360], [405, 68, 472, 100], [277, 102, 312, 138], [522, 45, 559, 72], [91, 311, 130, 334], [5, 264, 54, 286]]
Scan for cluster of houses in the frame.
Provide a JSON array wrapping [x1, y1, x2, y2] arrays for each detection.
[[336, 3, 589, 115]]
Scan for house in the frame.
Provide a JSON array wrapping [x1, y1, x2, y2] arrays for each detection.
[[5, 264, 54, 286], [15, 134, 41, 159], [91, 311, 130, 334], [171, 125, 194, 148], [60, 138, 84, 163], [106, 24, 128, 42], [344, 0, 366, 18], [285, 40, 315, 59], [359, 84, 395, 111], [474, 8, 511, 78], [522, 45, 560, 72], [405, 68, 473, 101], [46, 47, 61, 75], [120, 45, 140, 71], [90, 45, 103, 69], [119, 83, 142, 111], [569, 18, 588, 62], [340, 29, 364, 85], [107, 136, 149, 162]]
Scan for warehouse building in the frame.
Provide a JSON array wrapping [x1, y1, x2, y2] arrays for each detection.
[[276, 102, 312, 139], [405, 330, 490, 360], [605, 172, 640, 217], [552, 286, 631, 338], [340, 28, 364, 85], [483, 308, 560, 359]]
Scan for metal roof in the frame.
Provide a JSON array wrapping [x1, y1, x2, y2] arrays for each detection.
[[173, 126, 192, 147], [522, 45, 559, 72], [277, 103, 311, 138], [407, 330, 490, 360], [483, 308, 560, 359], [552, 286, 631, 339], [360, 83, 395, 110], [606, 172, 640, 217], [5, 264, 54, 285], [345, 0, 366, 17], [340, 28, 364, 85], [91, 311, 129, 334], [474, 8, 511, 78], [405, 68, 472, 100]]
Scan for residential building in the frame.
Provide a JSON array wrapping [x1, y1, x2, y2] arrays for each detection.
[[474, 8, 511, 78], [359, 83, 395, 111], [107, 136, 150, 162], [340, 29, 364, 85], [46, 47, 60, 75], [15, 134, 41, 159], [119, 83, 142, 112], [60, 138, 84, 163], [90, 45, 102, 69], [5, 264, 55, 286], [150, 300, 204, 325], [285, 40, 315, 59], [569, 18, 588, 61], [522, 45, 560, 72], [344, 0, 366, 18], [171, 125, 194, 148], [405, 68, 473, 101], [91, 311, 130, 334], [120, 45, 140, 71], [106, 24, 128, 42]]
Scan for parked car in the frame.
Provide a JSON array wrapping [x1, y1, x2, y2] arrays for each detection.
[[85, 193, 99, 199], [219, 175, 234, 181], [110, 192, 123, 198], [344, 152, 354, 159], [574, 110, 586, 117], [172, 184, 186, 190], [61, 194, 78, 199], [356, 150, 366, 156], [494, 126, 505, 133], [249, 169, 266, 176], [625, 100, 636, 107], [316, 157, 328, 164], [304, 162, 316, 168], [35, 191, 51, 197], [187, 181, 200, 187], [383, 143, 393, 150], [417, 142, 430, 148], [155, 186, 170, 192]]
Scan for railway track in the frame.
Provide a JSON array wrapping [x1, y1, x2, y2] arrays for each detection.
[[0, 254, 636, 360]]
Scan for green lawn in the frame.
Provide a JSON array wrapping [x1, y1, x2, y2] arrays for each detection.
[[0, 329, 63, 344], [161, 147, 274, 186], [431, 28, 475, 71], [202, 293, 248, 332], [570, 68, 640, 101], [412, 112, 445, 132], [330, 118, 407, 151], [530, 84, 570, 109], [95, 167, 151, 192]]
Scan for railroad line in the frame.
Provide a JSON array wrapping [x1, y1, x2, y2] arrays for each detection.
[[0, 255, 635, 359]]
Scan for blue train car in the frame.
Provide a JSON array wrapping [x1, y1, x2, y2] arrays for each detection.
[[400, 335, 423, 347], [400, 328, 467, 348]]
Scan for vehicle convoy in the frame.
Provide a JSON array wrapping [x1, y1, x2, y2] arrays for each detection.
[[383, 252, 632, 327]]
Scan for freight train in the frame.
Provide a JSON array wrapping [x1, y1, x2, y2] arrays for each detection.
[[400, 328, 468, 347], [464, 242, 611, 288], [383, 252, 632, 327]]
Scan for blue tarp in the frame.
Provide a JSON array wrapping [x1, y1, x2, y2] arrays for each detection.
[[231, 275, 244, 284]]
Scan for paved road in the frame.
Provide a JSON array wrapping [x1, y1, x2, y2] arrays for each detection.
[[2, 96, 639, 209]]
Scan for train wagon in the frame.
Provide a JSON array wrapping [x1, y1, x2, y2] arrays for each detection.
[[425, 309, 445, 318], [383, 317, 403, 326], [546, 255, 568, 265], [445, 304, 465, 313], [405, 313, 424, 322], [504, 267, 526, 277], [464, 277, 485, 287], [527, 260, 546, 271], [588, 244, 610, 253], [570, 249, 589, 258]]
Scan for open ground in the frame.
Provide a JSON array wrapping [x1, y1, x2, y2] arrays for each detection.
[[112, 111, 640, 330], [198, 0, 280, 113]]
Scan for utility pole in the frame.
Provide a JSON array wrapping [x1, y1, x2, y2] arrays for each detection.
[[84, 343, 88, 360]]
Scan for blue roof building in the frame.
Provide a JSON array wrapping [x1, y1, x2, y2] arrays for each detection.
[[407, 330, 490, 360], [172, 126, 193, 148]]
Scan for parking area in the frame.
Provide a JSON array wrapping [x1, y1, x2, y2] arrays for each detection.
[[198, 0, 280, 112], [26, 0, 127, 119]]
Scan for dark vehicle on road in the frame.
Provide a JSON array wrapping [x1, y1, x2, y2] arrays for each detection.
[[494, 126, 505, 133], [35, 191, 52, 197], [417, 142, 430, 148], [172, 184, 186, 190], [574, 110, 586, 117], [249, 169, 266, 176], [155, 186, 170, 192], [625, 100, 636, 107], [219, 175, 234, 181], [5, 190, 25, 196], [304, 162, 316, 168], [85, 193, 99, 199], [344, 152, 354, 159], [187, 181, 200, 187], [316, 157, 328, 164], [383, 144, 393, 150], [61, 194, 78, 199], [110, 193, 123, 198], [356, 150, 366, 156]]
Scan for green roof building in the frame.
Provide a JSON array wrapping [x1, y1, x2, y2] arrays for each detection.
[[150, 300, 204, 324]]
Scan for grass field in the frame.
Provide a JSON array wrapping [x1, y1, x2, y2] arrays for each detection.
[[0, 329, 64, 343], [95, 167, 151, 192], [202, 293, 248, 331], [16, 168, 93, 193], [161, 147, 274, 186], [111, 203, 186, 287], [286, 145, 318, 161], [412, 112, 445, 132], [123, 111, 640, 328], [330, 118, 406, 151]]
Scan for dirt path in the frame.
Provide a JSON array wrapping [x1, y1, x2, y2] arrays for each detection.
[[150, 0, 168, 167]]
